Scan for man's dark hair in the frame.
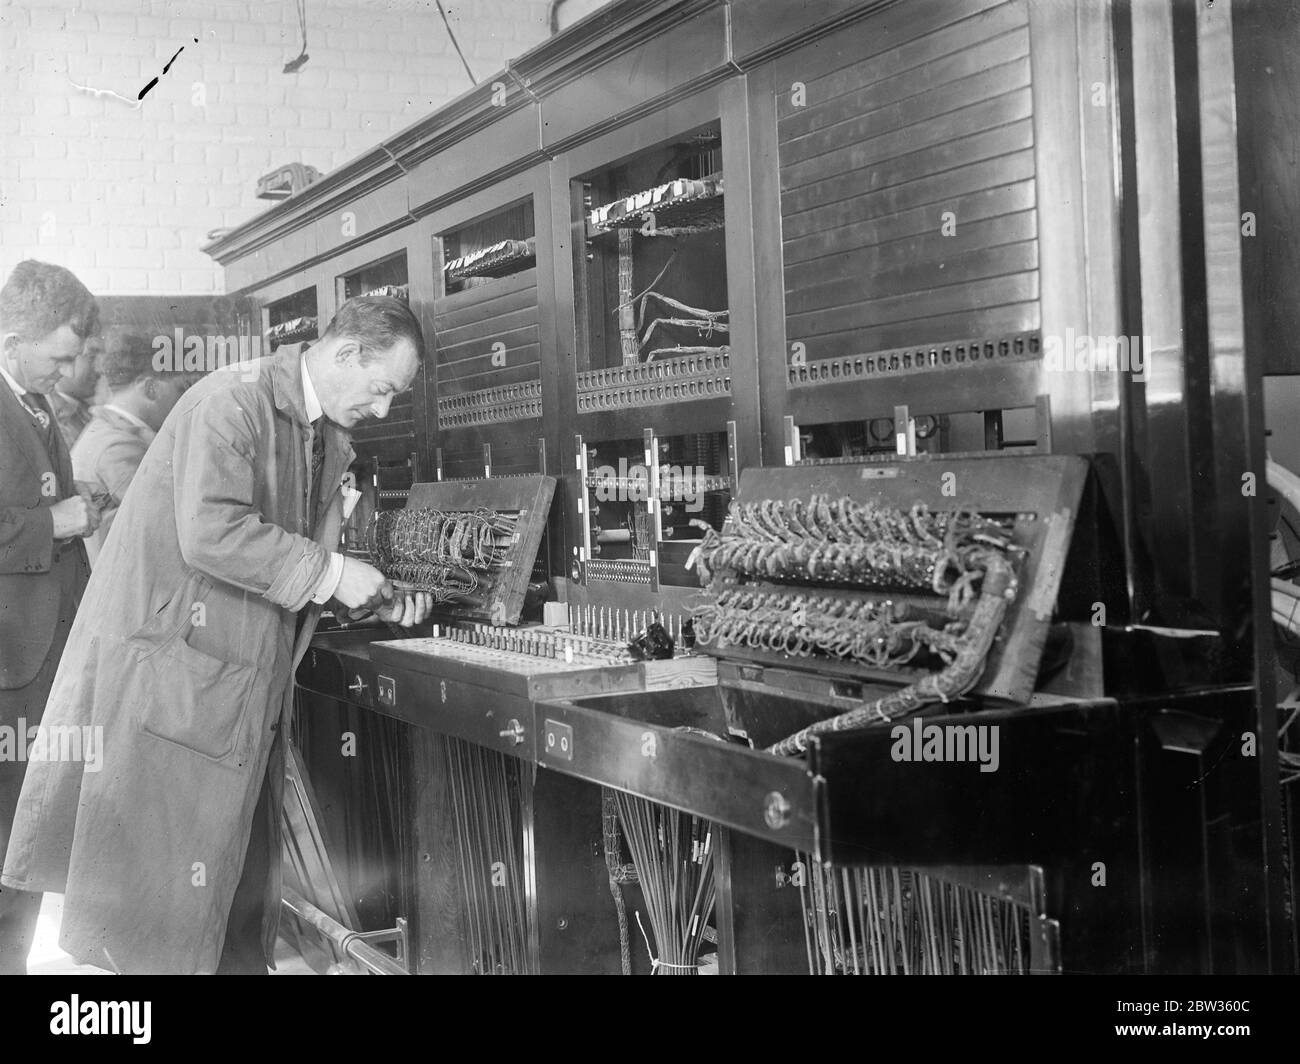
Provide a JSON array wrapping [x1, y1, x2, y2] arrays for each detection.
[[99, 328, 171, 390], [0, 260, 99, 341], [319, 295, 424, 364]]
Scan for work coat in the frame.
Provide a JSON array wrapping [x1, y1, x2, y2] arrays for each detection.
[[0, 351, 354, 974], [70, 404, 156, 566]]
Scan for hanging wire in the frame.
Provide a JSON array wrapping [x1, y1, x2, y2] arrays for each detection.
[[436, 0, 477, 86], [798, 860, 1032, 975]]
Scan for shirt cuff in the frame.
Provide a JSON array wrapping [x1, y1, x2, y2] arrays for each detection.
[[311, 551, 345, 604]]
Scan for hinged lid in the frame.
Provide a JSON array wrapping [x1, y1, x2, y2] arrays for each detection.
[[691, 454, 1088, 706], [368, 475, 555, 626]]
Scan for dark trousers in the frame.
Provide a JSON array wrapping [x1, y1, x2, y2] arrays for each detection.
[[216, 776, 272, 975], [0, 600, 74, 975]]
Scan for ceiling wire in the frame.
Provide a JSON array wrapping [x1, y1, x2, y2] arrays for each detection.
[[283, 0, 310, 73], [436, 0, 477, 86]]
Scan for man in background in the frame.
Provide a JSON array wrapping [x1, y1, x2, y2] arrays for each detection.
[[46, 332, 102, 449], [72, 328, 194, 565], [0, 260, 100, 975]]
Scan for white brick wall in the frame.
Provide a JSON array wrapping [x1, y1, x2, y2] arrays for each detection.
[[0, 0, 553, 295]]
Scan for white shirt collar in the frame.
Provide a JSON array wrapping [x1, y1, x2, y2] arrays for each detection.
[[102, 402, 155, 435], [300, 354, 322, 424], [0, 363, 28, 397]]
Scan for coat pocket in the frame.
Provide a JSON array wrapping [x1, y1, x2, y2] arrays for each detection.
[[129, 635, 259, 764]]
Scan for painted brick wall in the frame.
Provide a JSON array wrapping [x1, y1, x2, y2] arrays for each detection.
[[0, 0, 553, 295]]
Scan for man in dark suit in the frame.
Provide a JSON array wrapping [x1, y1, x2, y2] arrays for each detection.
[[0, 260, 100, 974]]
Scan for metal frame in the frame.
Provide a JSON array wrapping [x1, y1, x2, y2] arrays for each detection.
[[282, 887, 410, 975]]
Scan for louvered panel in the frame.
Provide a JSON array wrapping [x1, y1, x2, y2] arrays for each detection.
[[781, 88, 1034, 193], [782, 150, 1036, 241], [779, 59, 1032, 171], [788, 272, 1040, 342], [784, 213, 1038, 315], [780, 1, 1029, 139], [785, 243, 1040, 341], [436, 281, 538, 329], [435, 306, 540, 348], [436, 330, 541, 368], [434, 345, 541, 388], [437, 442, 540, 480], [781, 120, 1035, 220], [432, 266, 542, 403], [783, 181, 1036, 266], [778, 0, 1039, 369]]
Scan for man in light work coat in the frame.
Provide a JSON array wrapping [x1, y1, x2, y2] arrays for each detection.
[[2, 295, 431, 974], [71, 328, 194, 565]]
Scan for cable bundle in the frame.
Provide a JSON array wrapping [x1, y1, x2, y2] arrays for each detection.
[[445, 738, 530, 975], [638, 292, 729, 349], [586, 175, 725, 234], [690, 497, 1014, 605], [693, 589, 964, 667], [799, 859, 1031, 975], [631, 507, 654, 560], [601, 789, 639, 975], [686, 496, 1023, 753], [768, 550, 1015, 753], [613, 792, 716, 975], [367, 507, 517, 600]]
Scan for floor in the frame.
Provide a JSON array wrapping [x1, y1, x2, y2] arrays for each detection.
[[26, 892, 318, 975]]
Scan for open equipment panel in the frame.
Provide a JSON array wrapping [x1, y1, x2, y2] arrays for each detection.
[[318, 473, 714, 973], [534, 451, 1190, 974]]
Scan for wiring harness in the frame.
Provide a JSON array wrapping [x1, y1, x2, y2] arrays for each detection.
[[688, 496, 1022, 755], [366, 507, 518, 602]]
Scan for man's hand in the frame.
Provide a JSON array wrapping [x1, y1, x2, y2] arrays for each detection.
[[50, 495, 101, 540], [334, 556, 393, 611], [337, 590, 432, 628], [376, 590, 432, 628]]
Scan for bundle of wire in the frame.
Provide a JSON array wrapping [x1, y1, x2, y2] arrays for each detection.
[[798, 859, 1031, 975], [631, 507, 654, 560], [687, 497, 1014, 600], [638, 291, 728, 351], [367, 507, 517, 601], [613, 792, 716, 975], [611, 243, 728, 364], [445, 738, 530, 974], [288, 695, 409, 960], [687, 497, 1022, 754], [694, 588, 962, 667], [601, 789, 639, 975]]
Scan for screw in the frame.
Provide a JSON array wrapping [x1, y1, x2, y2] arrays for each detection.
[[764, 791, 792, 830]]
